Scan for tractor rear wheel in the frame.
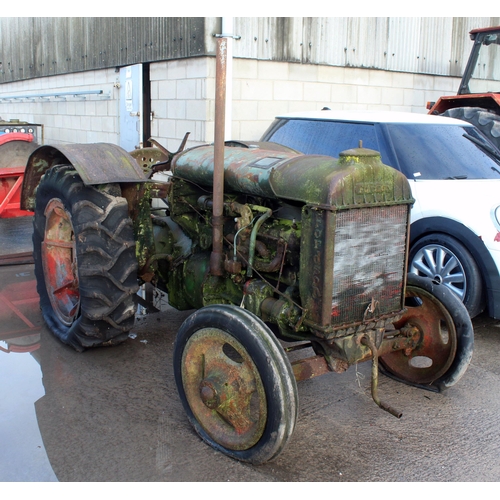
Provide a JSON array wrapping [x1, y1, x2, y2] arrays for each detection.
[[442, 106, 500, 151], [33, 165, 139, 350]]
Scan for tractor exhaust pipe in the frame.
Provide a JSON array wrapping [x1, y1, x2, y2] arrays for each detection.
[[361, 334, 403, 419], [210, 36, 228, 277]]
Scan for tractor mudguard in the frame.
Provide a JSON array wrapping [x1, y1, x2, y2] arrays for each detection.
[[20, 143, 147, 212]]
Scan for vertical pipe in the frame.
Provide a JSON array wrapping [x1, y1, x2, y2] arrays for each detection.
[[222, 17, 233, 140], [209, 36, 227, 276]]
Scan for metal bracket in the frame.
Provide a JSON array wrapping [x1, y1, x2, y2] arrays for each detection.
[[213, 33, 241, 40]]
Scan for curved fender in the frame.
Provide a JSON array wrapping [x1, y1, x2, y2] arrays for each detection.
[[21, 143, 146, 211]]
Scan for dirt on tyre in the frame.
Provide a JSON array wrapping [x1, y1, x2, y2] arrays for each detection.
[[33, 165, 139, 351], [442, 106, 500, 151]]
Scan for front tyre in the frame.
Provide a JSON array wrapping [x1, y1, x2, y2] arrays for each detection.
[[380, 274, 474, 392], [33, 165, 139, 350], [173, 304, 298, 464]]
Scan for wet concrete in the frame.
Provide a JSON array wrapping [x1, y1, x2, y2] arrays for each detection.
[[1, 217, 500, 482]]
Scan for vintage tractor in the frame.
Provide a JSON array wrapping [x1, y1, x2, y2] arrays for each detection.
[[19, 135, 474, 464], [428, 25, 500, 150]]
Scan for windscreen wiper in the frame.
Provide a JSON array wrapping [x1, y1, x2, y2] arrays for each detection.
[[463, 132, 500, 165]]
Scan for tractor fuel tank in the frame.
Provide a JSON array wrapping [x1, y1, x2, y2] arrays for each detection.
[[171, 144, 413, 208]]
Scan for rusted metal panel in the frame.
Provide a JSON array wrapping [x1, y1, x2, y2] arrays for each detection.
[[299, 206, 335, 327], [172, 145, 301, 199], [173, 145, 413, 208], [29, 143, 146, 184], [21, 143, 146, 212]]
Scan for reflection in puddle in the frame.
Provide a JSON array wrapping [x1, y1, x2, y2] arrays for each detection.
[[0, 346, 58, 481], [0, 262, 58, 481]]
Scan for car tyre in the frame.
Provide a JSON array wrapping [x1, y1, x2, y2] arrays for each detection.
[[409, 233, 484, 318]]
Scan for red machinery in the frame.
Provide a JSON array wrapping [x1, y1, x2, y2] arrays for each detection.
[[428, 26, 500, 150], [0, 121, 42, 350], [0, 121, 42, 218]]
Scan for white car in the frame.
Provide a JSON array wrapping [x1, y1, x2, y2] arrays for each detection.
[[260, 109, 500, 318]]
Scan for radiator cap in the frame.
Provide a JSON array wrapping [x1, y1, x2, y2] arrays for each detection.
[[339, 140, 381, 158]]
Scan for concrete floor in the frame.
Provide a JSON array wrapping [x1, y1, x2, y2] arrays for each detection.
[[1, 217, 500, 483]]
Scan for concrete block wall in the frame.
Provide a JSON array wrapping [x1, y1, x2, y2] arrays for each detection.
[[150, 57, 214, 151], [0, 57, 461, 148], [229, 59, 461, 141], [0, 69, 119, 146]]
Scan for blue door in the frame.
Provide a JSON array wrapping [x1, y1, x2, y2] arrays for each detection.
[[119, 64, 143, 151]]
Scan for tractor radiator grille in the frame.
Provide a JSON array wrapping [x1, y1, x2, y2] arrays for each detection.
[[331, 205, 408, 325]]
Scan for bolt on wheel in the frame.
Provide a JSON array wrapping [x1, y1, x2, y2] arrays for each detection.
[[382, 285, 457, 385]]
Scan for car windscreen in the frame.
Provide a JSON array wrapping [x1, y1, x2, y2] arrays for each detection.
[[386, 123, 500, 180], [262, 119, 382, 158]]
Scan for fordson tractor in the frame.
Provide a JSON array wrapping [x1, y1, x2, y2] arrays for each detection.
[[19, 134, 473, 464]]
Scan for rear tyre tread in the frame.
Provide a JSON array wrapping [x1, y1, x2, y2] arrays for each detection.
[[442, 106, 500, 151], [33, 165, 139, 350]]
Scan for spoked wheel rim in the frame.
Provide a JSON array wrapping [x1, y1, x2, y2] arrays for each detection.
[[181, 327, 267, 451], [41, 198, 80, 326], [410, 244, 466, 301], [380, 285, 458, 385]]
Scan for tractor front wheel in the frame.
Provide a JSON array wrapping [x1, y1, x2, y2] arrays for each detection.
[[380, 274, 473, 391], [173, 304, 298, 464], [33, 165, 139, 350]]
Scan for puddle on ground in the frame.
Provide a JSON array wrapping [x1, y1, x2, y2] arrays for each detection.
[[0, 262, 58, 481], [0, 346, 58, 481]]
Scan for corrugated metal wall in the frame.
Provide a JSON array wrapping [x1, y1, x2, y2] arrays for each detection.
[[1, 17, 499, 85], [0, 17, 207, 83], [230, 17, 500, 77]]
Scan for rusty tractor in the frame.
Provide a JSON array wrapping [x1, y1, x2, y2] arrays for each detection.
[[428, 25, 500, 151], [19, 134, 474, 464]]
